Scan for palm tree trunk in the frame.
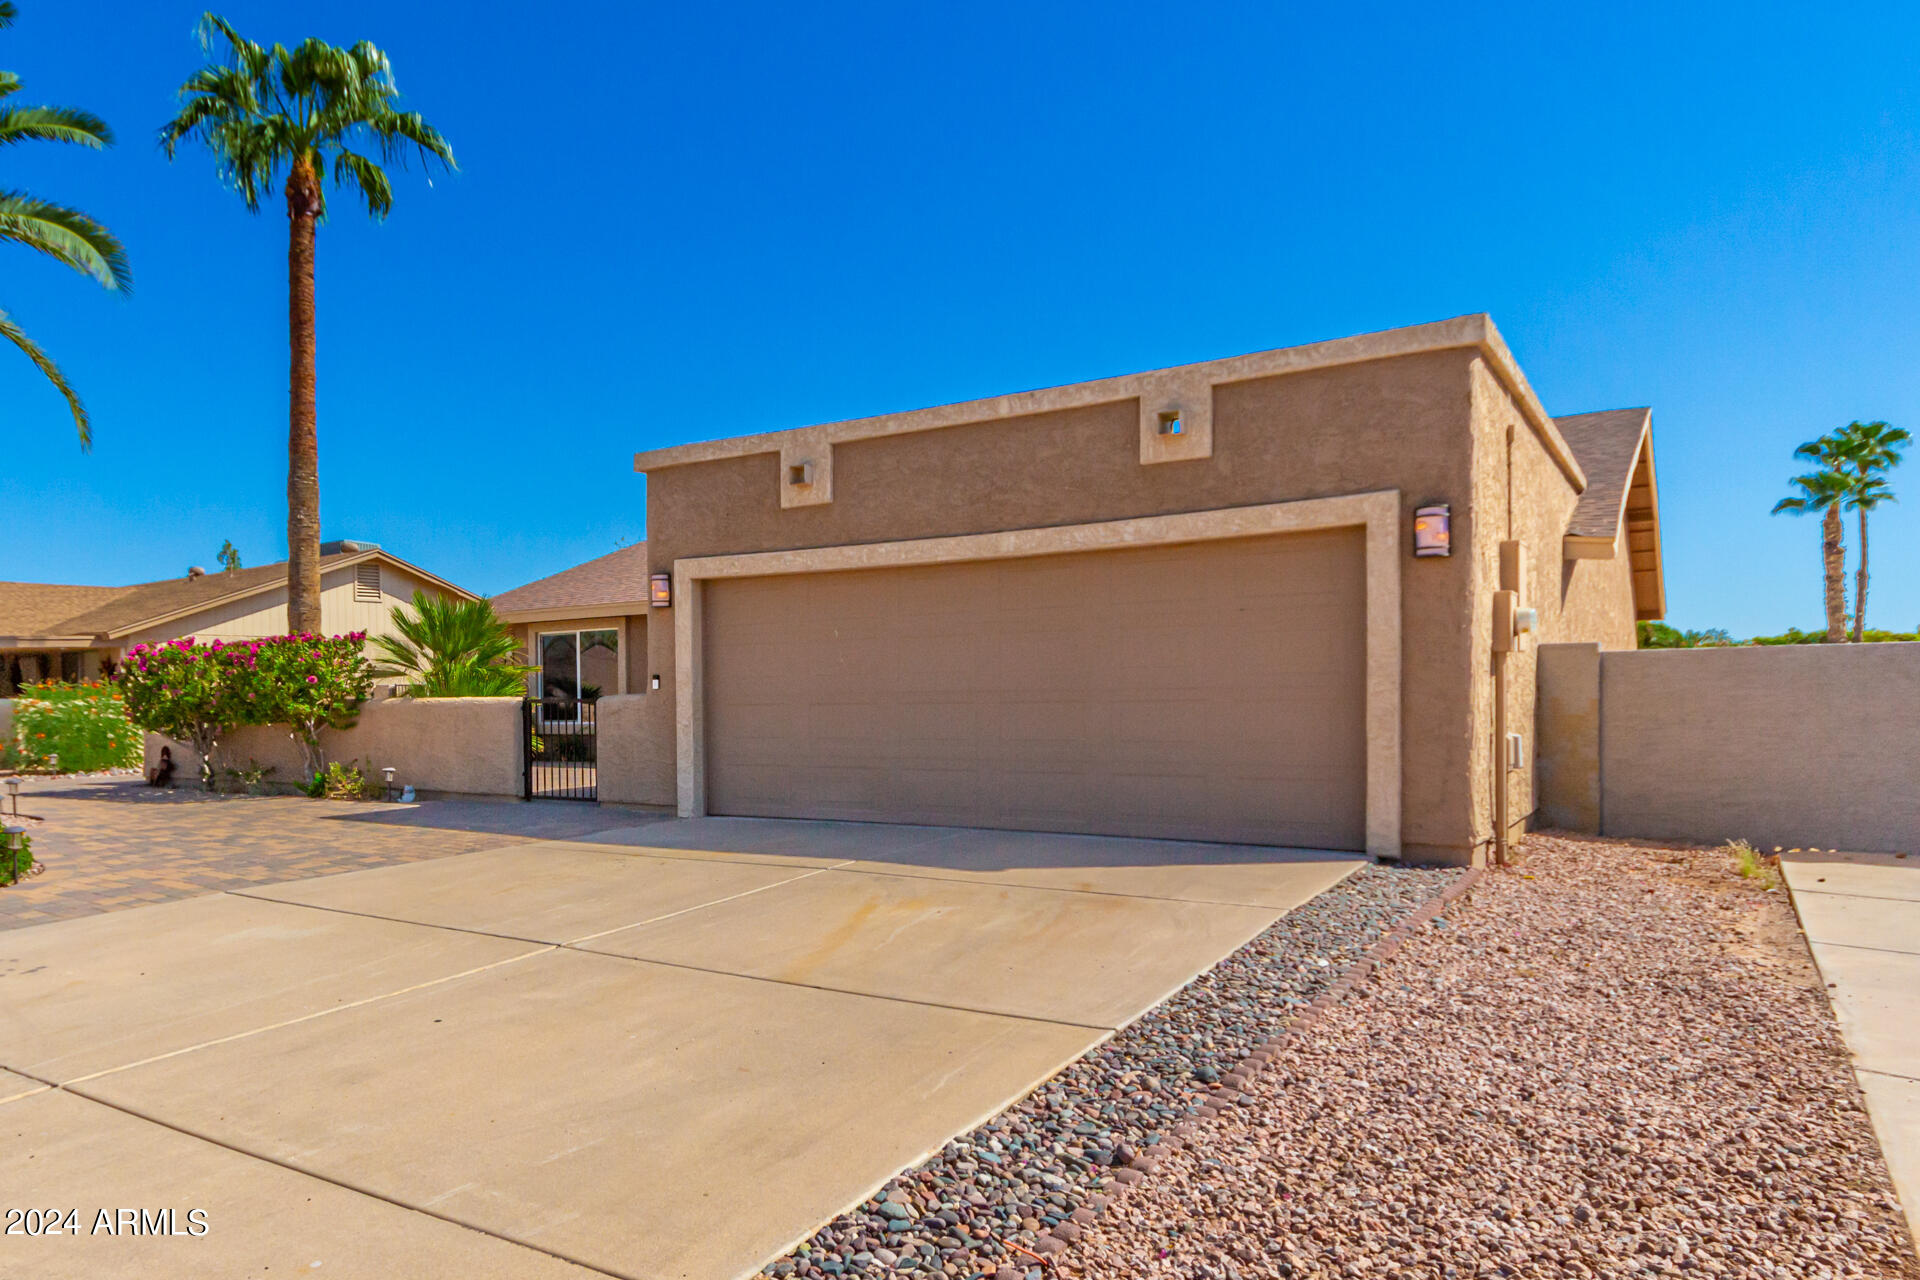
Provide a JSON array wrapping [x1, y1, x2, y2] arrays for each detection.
[[285, 156, 323, 636], [1854, 508, 1869, 642], [1822, 504, 1847, 642]]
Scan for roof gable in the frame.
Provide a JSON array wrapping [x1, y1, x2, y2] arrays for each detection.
[[1555, 407, 1665, 620], [492, 543, 649, 618]]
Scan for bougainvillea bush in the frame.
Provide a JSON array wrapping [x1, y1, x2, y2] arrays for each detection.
[[9, 681, 143, 773], [253, 633, 374, 780], [116, 633, 374, 787]]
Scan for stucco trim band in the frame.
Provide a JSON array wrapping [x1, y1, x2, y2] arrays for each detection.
[[634, 315, 1583, 494], [671, 490, 1403, 859]]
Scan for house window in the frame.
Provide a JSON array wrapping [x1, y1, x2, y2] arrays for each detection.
[[537, 628, 619, 715], [354, 563, 382, 602]]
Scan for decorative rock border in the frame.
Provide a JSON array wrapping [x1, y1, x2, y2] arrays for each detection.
[[763, 863, 1475, 1280], [1002, 868, 1485, 1278]]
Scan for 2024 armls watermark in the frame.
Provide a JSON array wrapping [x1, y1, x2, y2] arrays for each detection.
[[6, 1207, 208, 1237]]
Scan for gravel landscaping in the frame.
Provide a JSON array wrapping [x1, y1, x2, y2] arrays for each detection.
[[1067, 833, 1920, 1280], [762, 861, 1461, 1279]]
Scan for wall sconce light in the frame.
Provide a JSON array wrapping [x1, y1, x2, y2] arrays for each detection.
[[1413, 503, 1451, 557], [787, 460, 814, 487], [1157, 410, 1184, 436], [649, 572, 672, 608], [650, 674, 661, 691]]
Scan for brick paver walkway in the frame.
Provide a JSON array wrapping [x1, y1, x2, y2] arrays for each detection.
[[0, 776, 662, 930]]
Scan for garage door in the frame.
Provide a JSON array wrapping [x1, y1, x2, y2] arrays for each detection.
[[702, 528, 1367, 849]]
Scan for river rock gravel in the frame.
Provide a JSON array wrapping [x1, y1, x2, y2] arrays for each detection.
[[1066, 833, 1919, 1280], [761, 861, 1460, 1279]]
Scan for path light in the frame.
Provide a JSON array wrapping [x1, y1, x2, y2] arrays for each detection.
[[380, 767, 397, 801], [4, 777, 18, 818]]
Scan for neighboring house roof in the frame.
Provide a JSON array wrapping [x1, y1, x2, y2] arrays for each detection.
[[1555, 407, 1665, 621], [0, 583, 136, 639], [492, 543, 650, 622], [0, 547, 477, 646]]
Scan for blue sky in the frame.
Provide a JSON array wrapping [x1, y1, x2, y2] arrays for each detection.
[[4, 1, 1918, 636]]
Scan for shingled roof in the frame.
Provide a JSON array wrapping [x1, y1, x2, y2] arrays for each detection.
[[492, 543, 649, 619], [1554, 406, 1665, 620], [1556, 408, 1652, 540], [0, 583, 136, 638], [0, 548, 475, 644]]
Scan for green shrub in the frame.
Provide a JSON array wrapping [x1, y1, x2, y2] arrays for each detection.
[[303, 759, 385, 801], [10, 680, 142, 773], [1726, 839, 1781, 889]]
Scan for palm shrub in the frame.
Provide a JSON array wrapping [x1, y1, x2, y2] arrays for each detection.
[[0, 0, 132, 446], [370, 592, 533, 697], [160, 16, 454, 634]]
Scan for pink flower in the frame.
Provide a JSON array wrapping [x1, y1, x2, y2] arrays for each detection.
[[306, 675, 318, 684]]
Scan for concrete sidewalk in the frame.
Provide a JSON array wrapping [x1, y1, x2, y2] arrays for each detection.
[[1783, 851, 1920, 1248]]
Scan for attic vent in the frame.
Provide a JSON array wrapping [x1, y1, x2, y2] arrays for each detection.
[[354, 562, 382, 602]]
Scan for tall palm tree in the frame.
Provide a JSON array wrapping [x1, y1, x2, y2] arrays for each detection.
[[1772, 468, 1853, 642], [159, 15, 453, 635], [0, 0, 131, 447], [1828, 420, 1909, 641]]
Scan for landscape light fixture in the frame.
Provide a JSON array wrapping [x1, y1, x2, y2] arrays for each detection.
[[649, 573, 673, 608], [3, 777, 17, 817], [380, 766, 397, 800], [1413, 504, 1451, 557]]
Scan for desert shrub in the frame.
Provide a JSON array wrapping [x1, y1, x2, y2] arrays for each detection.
[[10, 680, 142, 773], [303, 758, 385, 800], [1726, 839, 1781, 889]]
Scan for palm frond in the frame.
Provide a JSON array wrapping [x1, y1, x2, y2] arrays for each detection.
[[0, 305, 89, 448], [0, 3, 16, 30], [0, 72, 22, 101], [332, 148, 391, 217], [0, 192, 132, 290], [368, 591, 532, 696], [165, 18, 454, 218], [0, 191, 132, 290], [1772, 469, 1850, 516], [0, 104, 112, 148]]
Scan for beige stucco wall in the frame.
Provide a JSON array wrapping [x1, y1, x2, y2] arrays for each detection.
[[1536, 643, 1920, 853], [144, 696, 524, 797], [647, 348, 1598, 864], [1534, 642, 1602, 831], [596, 693, 675, 807], [1466, 362, 1641, 857]]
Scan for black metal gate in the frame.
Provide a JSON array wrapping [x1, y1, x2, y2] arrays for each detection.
[[523, 696, 597, 801]]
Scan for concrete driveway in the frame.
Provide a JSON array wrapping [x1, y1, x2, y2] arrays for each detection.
[[0, 815, 1361, 1280], [1783, 851, 1920, 1248]]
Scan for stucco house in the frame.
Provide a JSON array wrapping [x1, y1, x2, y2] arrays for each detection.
[[491, 542, 651, 711], [0, 541, 476, 695], [627, 314, 1665, 866]]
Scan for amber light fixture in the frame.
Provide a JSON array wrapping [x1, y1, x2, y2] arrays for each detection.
[[649, 572, 672, 607], [1413, 504, 1451, 557]]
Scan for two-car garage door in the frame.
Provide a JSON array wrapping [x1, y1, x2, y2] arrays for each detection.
[[701, 528, 1367, 850]]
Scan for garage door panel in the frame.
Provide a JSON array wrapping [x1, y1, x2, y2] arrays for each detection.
[[703, 529, 1366, 850]]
